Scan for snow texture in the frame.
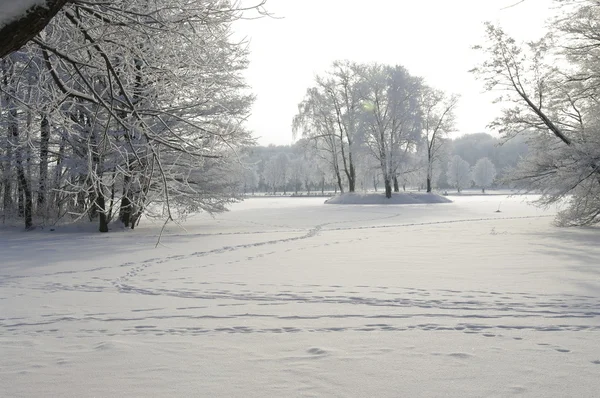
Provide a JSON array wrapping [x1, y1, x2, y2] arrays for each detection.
[[325, 192, 452, 205], [1, 195, 599, 397], [0, 0, 47, 30]]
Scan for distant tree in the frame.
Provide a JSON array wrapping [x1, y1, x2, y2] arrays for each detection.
[[361, 64, 422, 198], [288, 157, 305, 195], [420, 86, 459, 192], [293, 61, 364, 193], [451, 133, 498, 167], [447, 155, 471, 192], [472, 157, 497, 193], [241, 165, 259, 195]]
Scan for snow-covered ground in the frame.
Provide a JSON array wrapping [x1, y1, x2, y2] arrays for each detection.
[[1, 195, 599, 397]]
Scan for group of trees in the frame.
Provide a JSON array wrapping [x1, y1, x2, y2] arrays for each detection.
[[5, 0, 600, 228], [293, 60, 458, 198], [242, 132, 525, 196], [1, 1, 264, 231], [446, 155, 496, 193]]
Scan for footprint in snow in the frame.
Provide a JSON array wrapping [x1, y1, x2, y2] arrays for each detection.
[[307, 348, 327, 356]]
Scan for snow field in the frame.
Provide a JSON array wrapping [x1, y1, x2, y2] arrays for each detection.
[[1, 195, 599, 397]]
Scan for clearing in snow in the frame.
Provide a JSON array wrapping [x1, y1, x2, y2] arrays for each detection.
[[0, 195, 599, 397]]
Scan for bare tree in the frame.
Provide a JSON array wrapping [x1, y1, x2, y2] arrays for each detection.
[[473, 1, 600, 225], [420, 86, 459, 193], [1, 0, 265, 231], [293, 61, 364, 193], [361, 64, 422, 198]]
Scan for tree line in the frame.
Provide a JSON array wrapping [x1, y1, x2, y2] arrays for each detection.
[[240, 132, 528, 195]]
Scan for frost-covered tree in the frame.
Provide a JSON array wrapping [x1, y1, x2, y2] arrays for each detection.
[[288, 156, 306, 195], [262, 153, 289, 194], [1, 0, 265, 231], [473, 0, 600, 225], [420, 86, 458, 192], [446, 155, 471, 193], [293, 61, 364, 193], [472, 157, 497, 193], [361, 64, 422, 198], [240, 164, 259, 195]]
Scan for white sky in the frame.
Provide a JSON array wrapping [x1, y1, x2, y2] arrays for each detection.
[[235, 0, 558, 146]]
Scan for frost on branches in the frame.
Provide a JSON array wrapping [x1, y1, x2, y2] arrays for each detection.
[[294, 62, 430, 199], [0, 0, 263, 231], [473, 0, 600, 226]]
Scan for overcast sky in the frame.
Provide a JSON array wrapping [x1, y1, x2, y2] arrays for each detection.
[[235, 0, 557, 146]]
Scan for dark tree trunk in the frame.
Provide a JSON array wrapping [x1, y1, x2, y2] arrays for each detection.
[[16, 166, 32, 229], [38, 114, 50, 208], [393, 176, 399, 193], [335, 170, 344, 194], [426, 177, 432, 193], [3, 141, 12, 213], [119, 174, 132, 227], [10, 109, 32, 229], [0, 0, 69, 58], [95, 188, 109, 233], [17, 183, 24, 218], [384, 179, 392, 199], [348, 162, 356, 192]]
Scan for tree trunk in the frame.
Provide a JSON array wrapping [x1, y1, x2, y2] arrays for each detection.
[[384, 179, 392, 199], [335, 170, 344, 194], [95, 187, 109, 233], [3, 139, 12, 214], [38, 114, 50, 208], [16, 165, 33, 229], [10, 108, 32, 229], [348, 162, 356, 192], [119, 174, 132, 227], [426, 177, 432, 193], [393, 176, 399, 193], [0, 0, 70, 58]]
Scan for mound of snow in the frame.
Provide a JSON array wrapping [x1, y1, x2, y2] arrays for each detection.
[[325, 192, 452, 205]]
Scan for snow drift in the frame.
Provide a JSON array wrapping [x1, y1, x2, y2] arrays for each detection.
[[325, 192, 452, 205]]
